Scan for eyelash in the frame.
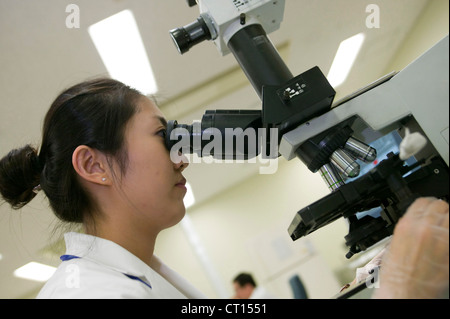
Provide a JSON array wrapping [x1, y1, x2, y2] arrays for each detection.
[[156, 128, 167, 138]]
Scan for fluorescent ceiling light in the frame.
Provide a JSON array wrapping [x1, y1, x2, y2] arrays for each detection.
[[184, 182, 196, 209], [88, 10, 158, 95], [327, 33, 365, 88], [13, 262, 56, 282]]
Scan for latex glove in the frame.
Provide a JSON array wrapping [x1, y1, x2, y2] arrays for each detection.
[[373, 197, 449, 299]]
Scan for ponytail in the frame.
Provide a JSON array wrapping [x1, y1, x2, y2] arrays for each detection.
[[0, 144, 42, 209]]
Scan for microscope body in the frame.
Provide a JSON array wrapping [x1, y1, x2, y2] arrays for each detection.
[[169, 0, 449, 259]]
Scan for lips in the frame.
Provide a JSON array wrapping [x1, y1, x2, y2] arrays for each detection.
[[175, 177, 187, 189]]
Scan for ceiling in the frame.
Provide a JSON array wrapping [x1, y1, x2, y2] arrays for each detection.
[[0, 0, 432, 298]]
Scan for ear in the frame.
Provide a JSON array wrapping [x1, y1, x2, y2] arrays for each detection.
[[72, 145, 111, 186]]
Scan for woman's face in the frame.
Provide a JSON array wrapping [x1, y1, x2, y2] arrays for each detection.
[[114, 96, 188, 231]]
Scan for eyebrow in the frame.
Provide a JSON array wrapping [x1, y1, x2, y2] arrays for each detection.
[[155, 115, 167, 128]]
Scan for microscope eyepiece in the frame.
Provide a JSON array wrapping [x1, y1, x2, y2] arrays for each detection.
[[165, 110, 264, 160], [169, 16, 212, 54], [165, 120, 195, 154]]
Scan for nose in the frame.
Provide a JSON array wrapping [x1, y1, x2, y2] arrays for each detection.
[[173, 151, 189, 171]]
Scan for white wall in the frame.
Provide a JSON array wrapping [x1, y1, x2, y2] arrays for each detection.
[[384, 0, 449, 74], [155, 157, 348, 298]]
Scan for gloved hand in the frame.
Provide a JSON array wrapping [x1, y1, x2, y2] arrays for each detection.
[[373, 197, 449, 299]]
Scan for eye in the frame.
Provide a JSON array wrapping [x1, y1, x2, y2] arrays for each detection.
[[156, 128, 167, 139]]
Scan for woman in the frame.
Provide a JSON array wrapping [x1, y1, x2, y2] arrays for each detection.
[[0, 78, 448, 299], [0, 78, 204, 298]]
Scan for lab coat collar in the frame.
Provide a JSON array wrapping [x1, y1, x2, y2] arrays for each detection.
[[64, 232, 152, 280], [63, 232, 207, 299]]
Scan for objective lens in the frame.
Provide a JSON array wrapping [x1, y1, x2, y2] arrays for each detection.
[[330, 148, 360, 178], [169, 16, 212, 54], [344, 137, 377, 163], [320, 163, 345, 192]]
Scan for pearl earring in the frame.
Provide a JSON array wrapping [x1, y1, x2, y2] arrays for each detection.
[[102, 177, 107, 182]]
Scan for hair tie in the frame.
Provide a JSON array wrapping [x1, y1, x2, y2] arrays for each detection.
[[29, 151, 43, 194], [32, 184, 42, 194]]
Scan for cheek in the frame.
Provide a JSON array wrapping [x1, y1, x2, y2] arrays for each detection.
[[124, 146, 173, 200], [127, 157, 165, 192], [127, 141, 168, 174]]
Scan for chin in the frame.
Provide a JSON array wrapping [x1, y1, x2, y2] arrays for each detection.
[[166, 205, 186, 228]]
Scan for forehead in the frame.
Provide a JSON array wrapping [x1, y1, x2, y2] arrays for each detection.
[[138, 96, 164, 117], [133, 96, 166, 125]]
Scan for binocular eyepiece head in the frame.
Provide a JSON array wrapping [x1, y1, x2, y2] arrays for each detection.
[[164, 110, 271, 160]]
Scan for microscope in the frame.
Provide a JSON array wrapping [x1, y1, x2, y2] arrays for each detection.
[[168, 0, 449, 262]]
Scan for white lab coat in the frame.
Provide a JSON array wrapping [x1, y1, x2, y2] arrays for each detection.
[[37, 232, 206, 299]]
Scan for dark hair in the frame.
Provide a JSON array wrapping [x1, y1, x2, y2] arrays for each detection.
[[233, 273, 257, 287], [0, 78, 143, 223]]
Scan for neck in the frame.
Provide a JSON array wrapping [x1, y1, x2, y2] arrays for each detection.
[[82, 181, 163, 268], [84, 215, 159, 267]]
